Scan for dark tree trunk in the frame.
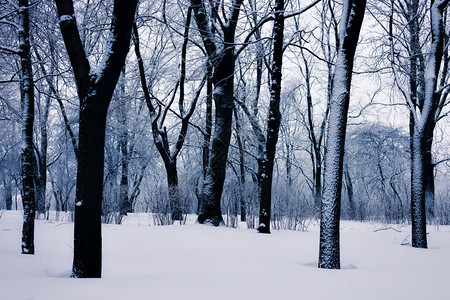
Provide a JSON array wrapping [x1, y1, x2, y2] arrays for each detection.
[[72, 100, 107, 278], [424, 134, 435, 219], [318, 0, 366, 269], [35, 93, 51, 217], [18, 0, 36, 255], [117, 71, 131, 221], [233, 105, 246, 222], [198, 77, 233, 225], [4, 178, 13, 210], [190, 0, 243, 226], [166, 161, 181, 221], [197, 63, 213, 216], [343, 159, 355, 220], [257, 0, 285, 234], [55, 0, 138, 278]]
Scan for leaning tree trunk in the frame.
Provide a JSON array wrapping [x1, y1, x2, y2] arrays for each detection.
[[257, 0, 285, 234], [55, 0, 138, 278], [18, 0, 36, 255], [318, 0, 366, 269]]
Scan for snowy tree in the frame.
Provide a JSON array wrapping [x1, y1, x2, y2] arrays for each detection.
[[318, 0, 366, 269], [190, 0, 244, 226], [54, 0, 138, 278], [257, 0, 285, 234], [133, 5, 206, 222], [384, 0, 450, 247], [17, 0, 36, 255]]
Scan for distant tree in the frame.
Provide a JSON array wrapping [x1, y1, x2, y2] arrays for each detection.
[[345, 124, 410, 222], [133, 6, 206, 222], [318, 0, 366, 269], [54, 0, 138, 278]]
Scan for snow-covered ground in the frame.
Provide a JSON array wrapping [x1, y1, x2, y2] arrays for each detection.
[[1, 210, 449, 300]]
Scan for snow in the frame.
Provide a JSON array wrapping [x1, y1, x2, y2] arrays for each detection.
[[59, 15, 74, 23], [1, 210, 450, 299]]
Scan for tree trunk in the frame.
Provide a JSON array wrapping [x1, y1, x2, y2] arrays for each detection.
[[343, 159, 355, 220], [4, 177, 12, 210], [197, 45, 235, 226], [19, 0, 36, 255], [318, 0, 366, 269], [72, 101, 107, 278], [117, 71, 131, 221], [424, 133, 435, 220], [190, 0, 243, 226], [257, 0, 285, 234], [35, 93, 51, 217], [165, 161, 182, 221], [55, 0, 138, 277], [410, 0, 448, 248], [411, 131, 427, 248], [233, 106, 246, 222]]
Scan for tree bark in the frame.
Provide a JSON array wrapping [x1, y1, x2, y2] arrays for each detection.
[[55, 0, 138, 278], [18, 0, 36, 255], [318, 0, 366, 269]]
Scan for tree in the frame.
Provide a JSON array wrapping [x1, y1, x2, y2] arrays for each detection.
[[318, 0, 366, 269], [257, 0, 285, 234], [190, 0, 244, 225], [18, 0, 36, 255], [409, 0, 449, 248], [133, 6, 206, 223], [386, 0, 450, 248], [54, 0, 138, 278]]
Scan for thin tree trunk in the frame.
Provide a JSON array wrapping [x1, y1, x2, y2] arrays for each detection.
[[19, 0, 36, 255], [117, 70, 131, 222], [257, 0, 285, 234], [233, 105, 246, 222], [343, 159, 355, 220], [318, 0, 366, 269], [4, 177, 13, 210], [35, 92, 51, 217]]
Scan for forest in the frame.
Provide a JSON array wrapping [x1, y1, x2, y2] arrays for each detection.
[[0, 0, 449, 289]]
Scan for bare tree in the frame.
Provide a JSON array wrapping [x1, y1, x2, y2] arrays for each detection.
[[386, 0, 450, 248], [54, 0, 138, 278], [257, 0, 285, 234], [18, 0, 36, 255], [190, 0, 244, 225]]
